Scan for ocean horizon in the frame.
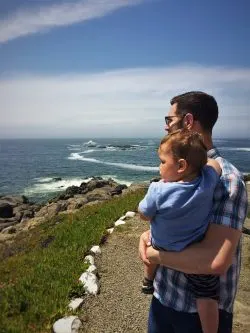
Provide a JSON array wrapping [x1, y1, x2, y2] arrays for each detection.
[[1, 137, 250, 203]]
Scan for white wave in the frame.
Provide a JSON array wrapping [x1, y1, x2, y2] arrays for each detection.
[[105, 146, 117, 151], [34, 177, 54, 183], [220, 147, 250, 152], [101, 174, 132, 186], [24, 177, 92, 195], [83, 140, 97, 147], [82, 149, 97, 154], [68, 153, 99, 162], [68, 153, 158, 172]]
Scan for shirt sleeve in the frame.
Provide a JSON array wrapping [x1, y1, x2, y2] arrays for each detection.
[[203, 165, 220, 188], [138, 182, 158, 218], [210, 172, 248, 230]]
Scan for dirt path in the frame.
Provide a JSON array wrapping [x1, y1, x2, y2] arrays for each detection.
[[79, 218, 151, 333], [78, 216, 250, 333]]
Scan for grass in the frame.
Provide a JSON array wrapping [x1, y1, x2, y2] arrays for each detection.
[[0, 189, 145, 333]]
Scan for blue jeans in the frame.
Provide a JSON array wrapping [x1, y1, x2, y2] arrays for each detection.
[[148, 296, 233, 333]]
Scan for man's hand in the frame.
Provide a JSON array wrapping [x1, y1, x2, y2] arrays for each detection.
[[139, 230, 151, 266], [146, 246, 161, 264], [145, 224, 241, 275]]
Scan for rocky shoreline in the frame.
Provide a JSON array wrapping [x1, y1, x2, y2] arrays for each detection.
[[0, 175, 249, 240], [0, 177, 142, 239]]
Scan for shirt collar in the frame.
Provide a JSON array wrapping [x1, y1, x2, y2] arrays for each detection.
[[207, 147, 221, 159]]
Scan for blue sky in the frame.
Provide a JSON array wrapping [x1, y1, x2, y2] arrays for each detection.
[[0, 0, 250, 138]]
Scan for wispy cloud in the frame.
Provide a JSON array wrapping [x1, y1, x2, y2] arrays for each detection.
[[1, 64, 250, 138], [0, 0, 144, 44]]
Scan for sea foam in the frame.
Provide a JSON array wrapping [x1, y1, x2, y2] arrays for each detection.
[[68, 153, 158, 172]]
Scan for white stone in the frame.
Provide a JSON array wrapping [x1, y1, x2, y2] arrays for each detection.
[[53, 316, 82, 333], [90, 245, 101, 254], [107, 227, 114, 234], [68, 298, 84, 311], [114, 219, 126, 226], [86, 264, 97, 274], [125, 211, 136, 218], [84, 255, 94, 265], [119, 215, 126, 220], [79, 272, 99, 295]]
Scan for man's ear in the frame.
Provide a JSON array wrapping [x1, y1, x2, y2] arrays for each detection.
[[183, 113, 194, 129], [177, 159, 187, 173]]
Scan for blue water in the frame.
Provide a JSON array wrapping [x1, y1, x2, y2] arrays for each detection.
[[0, 138, 249, 203]]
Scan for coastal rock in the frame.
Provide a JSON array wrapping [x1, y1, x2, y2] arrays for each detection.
[[0, 202, 13, 218], [65, 186, 82, 197], [1, 177, 129, 236], [66, 197, 88, 210], [35, 201, 68, 218], [86, 190, 110, 203], [0, 195, 29, 206], [0, 221, 18, 232], [109, 184, 128, 196], [86, 179, 113, 192], [1, 226, 17, 234]]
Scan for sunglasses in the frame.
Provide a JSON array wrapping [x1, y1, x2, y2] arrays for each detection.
[[165, 115, 185, 125]]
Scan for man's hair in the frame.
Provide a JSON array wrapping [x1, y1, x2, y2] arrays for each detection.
[[160, 129, 207, 173], [170, 91, 218, 132]]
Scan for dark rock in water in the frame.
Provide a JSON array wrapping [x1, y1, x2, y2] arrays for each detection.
[[65, 186, 82, 197], [0, 203, 14, 218], [110, 184, 128, 196], [53, 177, 62, 182], [92, 176, 103, 181]]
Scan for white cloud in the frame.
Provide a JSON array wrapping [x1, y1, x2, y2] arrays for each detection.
[[0, 0, 144, 43], [0, 64, 250, 138]]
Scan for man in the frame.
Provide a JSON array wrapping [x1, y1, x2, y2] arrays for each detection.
[[139, 91, 248, 333]]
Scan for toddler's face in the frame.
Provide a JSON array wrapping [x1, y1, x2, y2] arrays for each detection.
[[158, 143, 179, 182]]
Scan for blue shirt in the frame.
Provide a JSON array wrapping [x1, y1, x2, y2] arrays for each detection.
[[153, 148, 248, 313], [139, 166, 219, 251]]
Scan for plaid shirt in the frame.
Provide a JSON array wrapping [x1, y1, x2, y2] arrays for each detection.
[[153, 147, 248, 313]]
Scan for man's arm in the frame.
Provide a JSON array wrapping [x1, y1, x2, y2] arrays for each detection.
[[144, 224, 241, 275]]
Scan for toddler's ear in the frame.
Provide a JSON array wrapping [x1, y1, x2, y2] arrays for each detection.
[[177, 159, 187, 173]]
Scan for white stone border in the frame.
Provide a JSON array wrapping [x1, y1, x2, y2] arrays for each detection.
[[53, 211, 136, 332]]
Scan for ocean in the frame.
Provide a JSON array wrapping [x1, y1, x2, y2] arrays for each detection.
[[0, 138, 249, 203]]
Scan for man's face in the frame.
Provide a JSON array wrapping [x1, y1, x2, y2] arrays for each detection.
[[165, 103, 185, 133]]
